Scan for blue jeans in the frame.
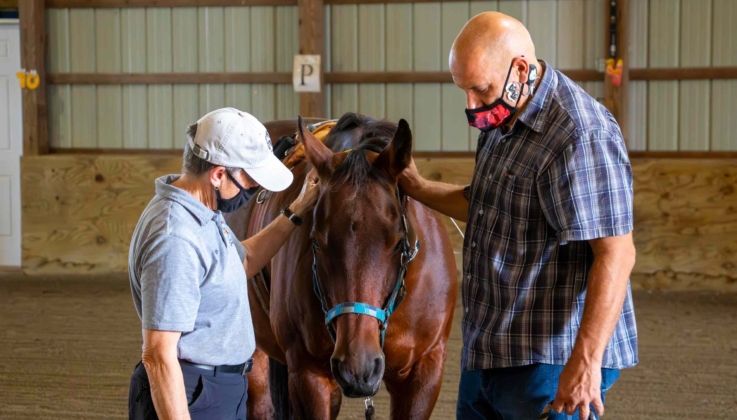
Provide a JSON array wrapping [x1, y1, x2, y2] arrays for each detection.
[[456, 364, 620, 420]]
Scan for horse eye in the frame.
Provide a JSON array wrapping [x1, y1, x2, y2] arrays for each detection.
[[394, 239, 403, 252]]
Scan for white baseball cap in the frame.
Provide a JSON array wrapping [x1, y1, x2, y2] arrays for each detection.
[[188, 108, 293, 192]]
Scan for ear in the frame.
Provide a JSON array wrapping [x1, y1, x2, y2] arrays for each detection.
[[298, 115, 333, 177], [376, 119, 413, 178]]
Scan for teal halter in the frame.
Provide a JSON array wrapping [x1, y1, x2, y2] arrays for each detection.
[[311, 187, 420, 349]]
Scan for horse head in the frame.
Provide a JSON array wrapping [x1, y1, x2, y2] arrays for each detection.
[[298, 114, 413, 398]]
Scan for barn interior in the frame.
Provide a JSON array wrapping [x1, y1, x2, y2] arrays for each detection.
[[1, 0, 736, 418]]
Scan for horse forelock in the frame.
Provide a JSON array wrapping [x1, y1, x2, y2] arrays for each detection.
[[323, 113, 398, 194]]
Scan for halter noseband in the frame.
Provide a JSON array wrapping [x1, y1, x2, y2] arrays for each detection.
[[311, 187, 420, 349]]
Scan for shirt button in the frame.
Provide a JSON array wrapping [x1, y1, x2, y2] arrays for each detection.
[[465, 307, 469, 313], [478, 209, 484, 215], [466, 274, 471, 280], [471, 242, 476, 248]]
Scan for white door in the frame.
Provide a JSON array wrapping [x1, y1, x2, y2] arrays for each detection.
[[0, 23, 22, 267]]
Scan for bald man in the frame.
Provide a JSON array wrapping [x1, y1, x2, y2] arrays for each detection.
[[399, 12, 637, 420]]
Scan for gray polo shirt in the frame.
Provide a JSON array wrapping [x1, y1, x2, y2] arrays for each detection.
[[128, 174, 255, 366]]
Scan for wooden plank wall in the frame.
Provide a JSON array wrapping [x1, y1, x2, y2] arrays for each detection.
[[629, 0, 737, 152], [46, 6, 300, 149], [43, 1, 737, 152], [326, 0, 606, 151], [46, 1, 608, 151], [21, 154, 737, 292]]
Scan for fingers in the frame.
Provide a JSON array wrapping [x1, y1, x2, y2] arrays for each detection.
[[551, 397, 565, 414], [553, 398, 599, 419], [304, 167, 319, 185], [555, 401, 601, 419], [592, 395, 605, 417], [579, 403, 590, 420]]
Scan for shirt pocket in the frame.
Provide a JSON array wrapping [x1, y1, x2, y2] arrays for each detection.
[[496, 170, 543, 223]]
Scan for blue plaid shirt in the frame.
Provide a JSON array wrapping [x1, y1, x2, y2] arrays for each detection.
[[461, 62, 638, 371]]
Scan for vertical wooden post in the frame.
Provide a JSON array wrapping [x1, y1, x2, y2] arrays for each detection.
[[604, 0, 629, 143], [19, 0, 48, 155], [298, 0, 326, 118]]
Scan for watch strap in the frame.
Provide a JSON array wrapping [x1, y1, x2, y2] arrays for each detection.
[[281, 206, 303, 226]]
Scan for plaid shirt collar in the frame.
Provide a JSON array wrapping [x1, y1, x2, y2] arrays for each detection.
[[515, 60, 557, 135]]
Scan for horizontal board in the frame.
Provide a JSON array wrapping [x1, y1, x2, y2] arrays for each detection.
[[631, 67, 737, 81], [48, 0, 296, 7], [47, 0, 546, 6], [49, 73, 293, 84], [47, 67, 737, 86], [48, 70, 607, 85]]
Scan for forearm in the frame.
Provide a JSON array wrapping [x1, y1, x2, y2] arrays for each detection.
[[242, 209, 298, 278], [142, 355, 190, 420], [407, 178, 469, 222], [573, 250, 635, 364]]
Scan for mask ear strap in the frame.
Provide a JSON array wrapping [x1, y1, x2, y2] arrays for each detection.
[[519, 56, 537, 97], [527, 63, 538, 95], [501, 57, 518, 102], [226, 170, 249, 192]]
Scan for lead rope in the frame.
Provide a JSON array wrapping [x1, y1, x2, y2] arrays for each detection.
[[364, 397, 376, 420], [449, 217, 465, 239]]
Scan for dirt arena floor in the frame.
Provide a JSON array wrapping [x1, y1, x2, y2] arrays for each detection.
[[0, 273, 735, 419]]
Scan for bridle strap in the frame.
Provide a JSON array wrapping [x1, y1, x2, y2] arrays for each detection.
[[311, 185, 420, 349]]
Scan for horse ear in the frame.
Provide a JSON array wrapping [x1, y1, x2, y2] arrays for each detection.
[[298, 116, 333, 176], [376, 118, 413, 178]]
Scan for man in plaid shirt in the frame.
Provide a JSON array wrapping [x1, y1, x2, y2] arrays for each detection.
[[399, 12, 638, 420]]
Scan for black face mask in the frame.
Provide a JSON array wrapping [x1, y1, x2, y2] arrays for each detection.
[[465, 59, 520, 133], [216, 171, 258, 213]]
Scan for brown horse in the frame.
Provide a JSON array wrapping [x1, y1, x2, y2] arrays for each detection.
[[226, 113, 457, 419]]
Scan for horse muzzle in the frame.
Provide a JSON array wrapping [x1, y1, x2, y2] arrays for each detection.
[[330, 353, 385, 398]]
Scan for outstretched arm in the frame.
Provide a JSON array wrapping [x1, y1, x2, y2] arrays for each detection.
[[241, 169, 319, 278], [398, 158, 470, 222]]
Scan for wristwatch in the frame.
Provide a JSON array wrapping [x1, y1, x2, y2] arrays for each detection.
[[281, 206, 303, 226]]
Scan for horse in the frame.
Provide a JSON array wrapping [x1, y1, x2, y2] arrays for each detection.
[[225, 113, 458, 419]]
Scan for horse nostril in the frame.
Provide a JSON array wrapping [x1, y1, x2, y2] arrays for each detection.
[[330, 357, 342, 373], [369, 356, 385, 382]]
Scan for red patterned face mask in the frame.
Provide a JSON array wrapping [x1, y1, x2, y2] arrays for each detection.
[[465, 60, 521, 132]]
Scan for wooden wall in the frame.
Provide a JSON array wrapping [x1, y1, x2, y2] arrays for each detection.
[[629, 0, 737, 151], [21, 154, 737, 291], [325, 0, 605, 151], [46, 6, 300, 149], [45, 1, 737, 152], [45, 1, 607, 152]]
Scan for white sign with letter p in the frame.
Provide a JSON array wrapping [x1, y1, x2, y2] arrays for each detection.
[[293, 55, 321, 92]]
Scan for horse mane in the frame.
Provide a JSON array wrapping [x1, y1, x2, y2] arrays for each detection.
[[323, 113, 398, 192]]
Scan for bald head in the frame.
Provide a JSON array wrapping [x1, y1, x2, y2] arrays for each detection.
[[450, 12, 540, 110], [451, 12, 535, 71]]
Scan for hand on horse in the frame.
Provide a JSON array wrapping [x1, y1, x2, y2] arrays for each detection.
[[397, 157, 423, 196], [290, 168, 320, 218], [551, 352, 604, 419]]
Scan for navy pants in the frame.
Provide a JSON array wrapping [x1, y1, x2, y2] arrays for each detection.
[[129, 361, 248, 420], [456, 364, 620, 420]]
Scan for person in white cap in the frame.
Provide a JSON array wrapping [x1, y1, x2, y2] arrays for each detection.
[[127, 108, 319, 420]]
